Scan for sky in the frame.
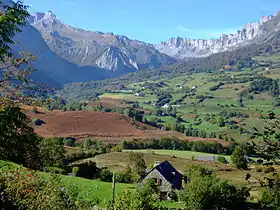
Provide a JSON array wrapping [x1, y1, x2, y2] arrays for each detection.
[[23, 0, 280, 43]]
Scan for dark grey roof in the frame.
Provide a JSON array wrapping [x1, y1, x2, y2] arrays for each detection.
[[150, 160, 183, 190]]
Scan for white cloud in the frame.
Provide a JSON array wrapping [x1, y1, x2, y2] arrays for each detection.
[[177, 24, 192, 32]]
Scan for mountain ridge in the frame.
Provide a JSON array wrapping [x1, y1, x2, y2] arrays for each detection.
[[155, 11, 280, 58], [28, 11, 176, 73], [30, 10, 280, 62], [10, 8, 280, 88]]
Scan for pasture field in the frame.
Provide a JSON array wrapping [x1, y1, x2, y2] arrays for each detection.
[[123, 149, 232, 161], [93, 152, 278, 203]]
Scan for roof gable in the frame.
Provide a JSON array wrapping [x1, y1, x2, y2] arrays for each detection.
[[153, 160, 183, 190]]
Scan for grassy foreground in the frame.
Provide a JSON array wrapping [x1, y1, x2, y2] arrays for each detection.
[[0, 160, 132, 206]]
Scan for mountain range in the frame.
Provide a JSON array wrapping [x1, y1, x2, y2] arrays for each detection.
[[12, 9, 280, 87]]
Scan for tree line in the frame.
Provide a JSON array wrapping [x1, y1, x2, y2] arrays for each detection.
[[121, 138, 235, 155]]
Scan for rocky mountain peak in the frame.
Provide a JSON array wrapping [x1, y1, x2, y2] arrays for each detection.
[[155, 12, 280, 59], [29, 11, 57, 25]]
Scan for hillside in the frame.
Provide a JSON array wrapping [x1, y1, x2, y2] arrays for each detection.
[[27, 109, 224, 144], [60, 31, 280, 100], [58, 52, 280, 143]]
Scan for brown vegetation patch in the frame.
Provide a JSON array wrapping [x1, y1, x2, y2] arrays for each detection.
[[27, 109, 228, 145]]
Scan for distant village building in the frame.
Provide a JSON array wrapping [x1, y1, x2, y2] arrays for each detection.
[[162, 104, 170, 109], [139, 161, 183, 200]]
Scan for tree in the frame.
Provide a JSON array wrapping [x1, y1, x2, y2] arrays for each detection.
[[0, 105, 42, 169], [128, 152, 147, 178], [0, 1, 29, 59], [231, 146, 248, 169], [39, 138, 66, 168], [0, 1, 41, 105], [180, 166, 249, 210], [259, 174, 280, 209], [217, 116, 225, 127], [250, 114, 280, 208], [250, 113, 280, 164]]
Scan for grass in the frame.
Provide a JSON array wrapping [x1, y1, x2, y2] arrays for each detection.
[[0, 160, 132, 207], [59, 174, 132, 206], [123, 149, 231, 162]]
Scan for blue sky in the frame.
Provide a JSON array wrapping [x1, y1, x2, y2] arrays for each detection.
[[23, 0, 279, 43]]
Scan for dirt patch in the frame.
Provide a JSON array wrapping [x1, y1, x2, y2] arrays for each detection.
[[89, 98, 128, 109], [27, 109, 228, 145]]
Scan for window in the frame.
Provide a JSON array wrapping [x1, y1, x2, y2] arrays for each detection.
[[156, 178, 162, 186], [151, 178, 162, 186]]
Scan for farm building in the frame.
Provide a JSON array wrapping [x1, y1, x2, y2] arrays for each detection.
[[139, 160, 183, 200], [162, 103, 170, 108]]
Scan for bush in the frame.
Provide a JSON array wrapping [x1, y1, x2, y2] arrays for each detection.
[[217, 156, 228, 164], [39, 138, 66, 168], [32, 118, 45, 126], [231, 146, 248, 170], [74, 161, 99, 179], [99, 168, 113, 182], [259, 174, 280, 209], [107, 179, 160, 210], [180, 166, 249, 210], [0, 169, 98, 209], [43, 166, 66, 174], [63, 138, 76, 147], [116, 166, 135, 183], [263, 166, 275, 173]]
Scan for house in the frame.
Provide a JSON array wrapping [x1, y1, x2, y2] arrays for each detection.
[[139, 160, 183, 200], [191, 86, 197, 90], [162, 103, 170, 109]]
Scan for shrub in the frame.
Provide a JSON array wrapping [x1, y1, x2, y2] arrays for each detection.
[[217, 156, 228, 164], [0, 169, 98, 209], [63, 138, 76, 147], [32, 118, 45, 126], [180, 166, 249, 210], [259, 174, 280, 209], [74, 161, 99, 179], [263, 166, 275, 173], [99, 168, 113, 182], [43, 167, 66, 174], [231, 146, 248, 170], [39, 138, 66, 168]]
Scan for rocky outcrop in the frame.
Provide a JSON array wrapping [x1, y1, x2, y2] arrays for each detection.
[[29, 11, 175, 73], [155, 12, 280, 59]]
